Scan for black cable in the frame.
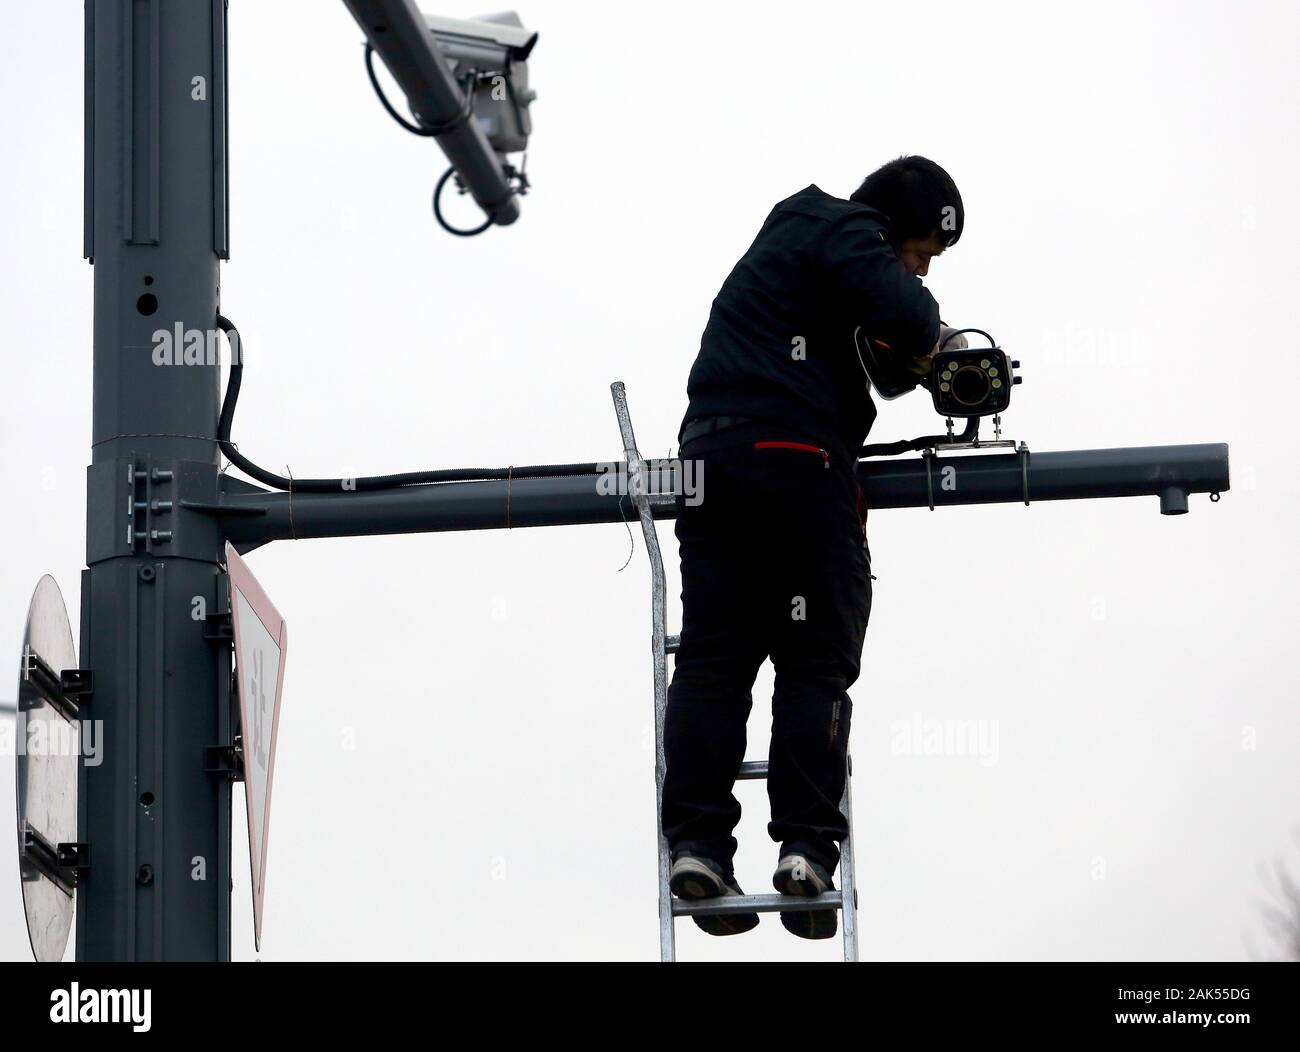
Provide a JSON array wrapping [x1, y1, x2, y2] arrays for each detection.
[[941, 327, 996, 350], [363, 44, 436, 137], [215, 315, 600, 493], [363, 43, 478, 136], [433, 166, 494, 237], [859, 417, 979, 459], [364, 44, 510, 237]]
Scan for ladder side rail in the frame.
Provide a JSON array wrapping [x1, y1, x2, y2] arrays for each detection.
[[611, 382, 676, 962]]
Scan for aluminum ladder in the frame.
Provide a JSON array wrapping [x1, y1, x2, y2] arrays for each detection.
[[611, 382, 860, 962]]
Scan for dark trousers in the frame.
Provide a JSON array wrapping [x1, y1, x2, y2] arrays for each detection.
[[662, 429, 872, 879]]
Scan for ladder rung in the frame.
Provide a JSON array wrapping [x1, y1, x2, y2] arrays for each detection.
[[736, 760, 768, 780], [665, 634, 680, 654], [672, 891, 844, 917]]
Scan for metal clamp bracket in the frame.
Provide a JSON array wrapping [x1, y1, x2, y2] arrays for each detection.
[[204, 740, 244, 782], [21, 648, 92, 721], [921, 438, 1033, 510], [19, 821, 88, 896], [203, 609, 233, 644], [61, 668, 94, 700]]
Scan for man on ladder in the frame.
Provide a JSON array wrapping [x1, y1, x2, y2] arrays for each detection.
[[665, 156, 965, 940]]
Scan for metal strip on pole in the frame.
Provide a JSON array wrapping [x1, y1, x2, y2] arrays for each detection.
[[610, 383, 677, 962]]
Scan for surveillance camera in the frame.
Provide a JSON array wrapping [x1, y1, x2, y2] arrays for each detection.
[[929, 346, 1020, 418], [855, 325, 1023, 417], [425, 12, 537, 156], [424, 11, 538, 64]]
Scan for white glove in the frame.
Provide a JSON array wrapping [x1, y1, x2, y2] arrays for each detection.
[[937, 323, 968, 352]]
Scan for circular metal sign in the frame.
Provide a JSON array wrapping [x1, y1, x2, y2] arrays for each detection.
[[15, 575, 78, 962]]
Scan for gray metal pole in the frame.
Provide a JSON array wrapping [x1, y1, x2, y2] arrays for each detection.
[[214, 443, 1230, 548], [79, 0, 232, 961]]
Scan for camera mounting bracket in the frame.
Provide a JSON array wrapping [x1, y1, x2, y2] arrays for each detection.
[[920, 422, 1033, 510]]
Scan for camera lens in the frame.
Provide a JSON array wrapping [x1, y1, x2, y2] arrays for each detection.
[[950, 365, 991, 406]]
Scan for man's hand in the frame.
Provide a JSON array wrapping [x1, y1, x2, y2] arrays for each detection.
[[906, 343, 939, 380], [937, 323, 968, 353], [908, 323, 969, 383]]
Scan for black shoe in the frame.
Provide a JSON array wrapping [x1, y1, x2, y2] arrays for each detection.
[[669, 855, 760, 937], [772, 853, 838, 940]]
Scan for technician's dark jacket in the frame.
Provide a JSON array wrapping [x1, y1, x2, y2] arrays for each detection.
[[679, 184, 940, 462]]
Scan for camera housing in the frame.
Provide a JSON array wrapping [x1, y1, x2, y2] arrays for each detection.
[[426, 12, 537, 158], [929, 346, 1019, 417]]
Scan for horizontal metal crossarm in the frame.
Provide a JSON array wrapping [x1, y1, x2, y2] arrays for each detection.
[[214, 443, 1230, 548], [672, 891, 845, 916]]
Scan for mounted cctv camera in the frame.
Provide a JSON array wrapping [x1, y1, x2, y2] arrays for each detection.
[[426, 11, 537, 156], [425, 11, 538, 64]]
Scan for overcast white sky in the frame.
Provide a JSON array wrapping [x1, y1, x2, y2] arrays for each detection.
[[2, 0, 1298, 962]]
